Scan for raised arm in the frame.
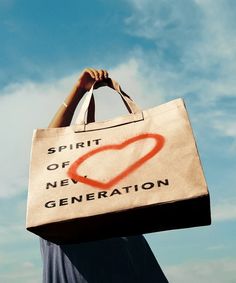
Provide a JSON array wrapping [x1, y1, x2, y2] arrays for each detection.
[[48, 68, 108, 128]]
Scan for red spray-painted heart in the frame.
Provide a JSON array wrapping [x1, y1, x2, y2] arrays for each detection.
[[67, 133, 165, 190]]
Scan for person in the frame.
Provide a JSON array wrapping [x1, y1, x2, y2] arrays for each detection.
[[40, 68, 169, 283]]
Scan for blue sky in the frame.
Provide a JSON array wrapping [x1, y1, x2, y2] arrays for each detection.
[[0, 0, 236, 282]]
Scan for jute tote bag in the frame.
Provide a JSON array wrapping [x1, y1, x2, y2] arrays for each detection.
[[26, 79, 211, 244]]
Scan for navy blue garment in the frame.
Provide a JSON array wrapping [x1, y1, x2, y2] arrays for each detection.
[[40, 235, 169, 283]]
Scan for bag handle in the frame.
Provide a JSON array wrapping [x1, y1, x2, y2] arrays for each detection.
[[76, 78, 141, 125]]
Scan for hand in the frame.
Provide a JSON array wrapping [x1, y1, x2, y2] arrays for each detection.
[[77, 68, 109, 92]]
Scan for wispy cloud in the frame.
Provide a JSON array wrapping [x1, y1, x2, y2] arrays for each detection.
[[0, 261, 41, 283], [212, 198, 236, 222], [125, 0, 236, 93], [0, 73, 78, 198], [124, 0, 236, 143], [165, 258, 236, 283]]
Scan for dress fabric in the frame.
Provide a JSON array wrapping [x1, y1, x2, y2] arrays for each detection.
[[40, 235, 169, 283]]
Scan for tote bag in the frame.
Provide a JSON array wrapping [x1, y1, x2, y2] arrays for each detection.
[[26, 78, 211, 244]]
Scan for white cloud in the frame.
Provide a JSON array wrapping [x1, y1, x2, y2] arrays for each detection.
[[124, 0, 236, 145], [212, 198, 236, 222], [125, 0, 236, 96], [212, 120, 236, 139], [0, 73, 78, 198], [126, 0, 201, 43], [0, 261, 41, 283], [165, 258, 236, 283], [207, 245, 225, 251]]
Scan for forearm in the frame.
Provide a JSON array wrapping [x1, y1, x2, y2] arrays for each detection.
[[48, 82, 86, 128]]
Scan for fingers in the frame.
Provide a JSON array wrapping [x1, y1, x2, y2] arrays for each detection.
[[85, 68, 108, 81], [85, 68, 97, 80], [98, 69, 109, 80]]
